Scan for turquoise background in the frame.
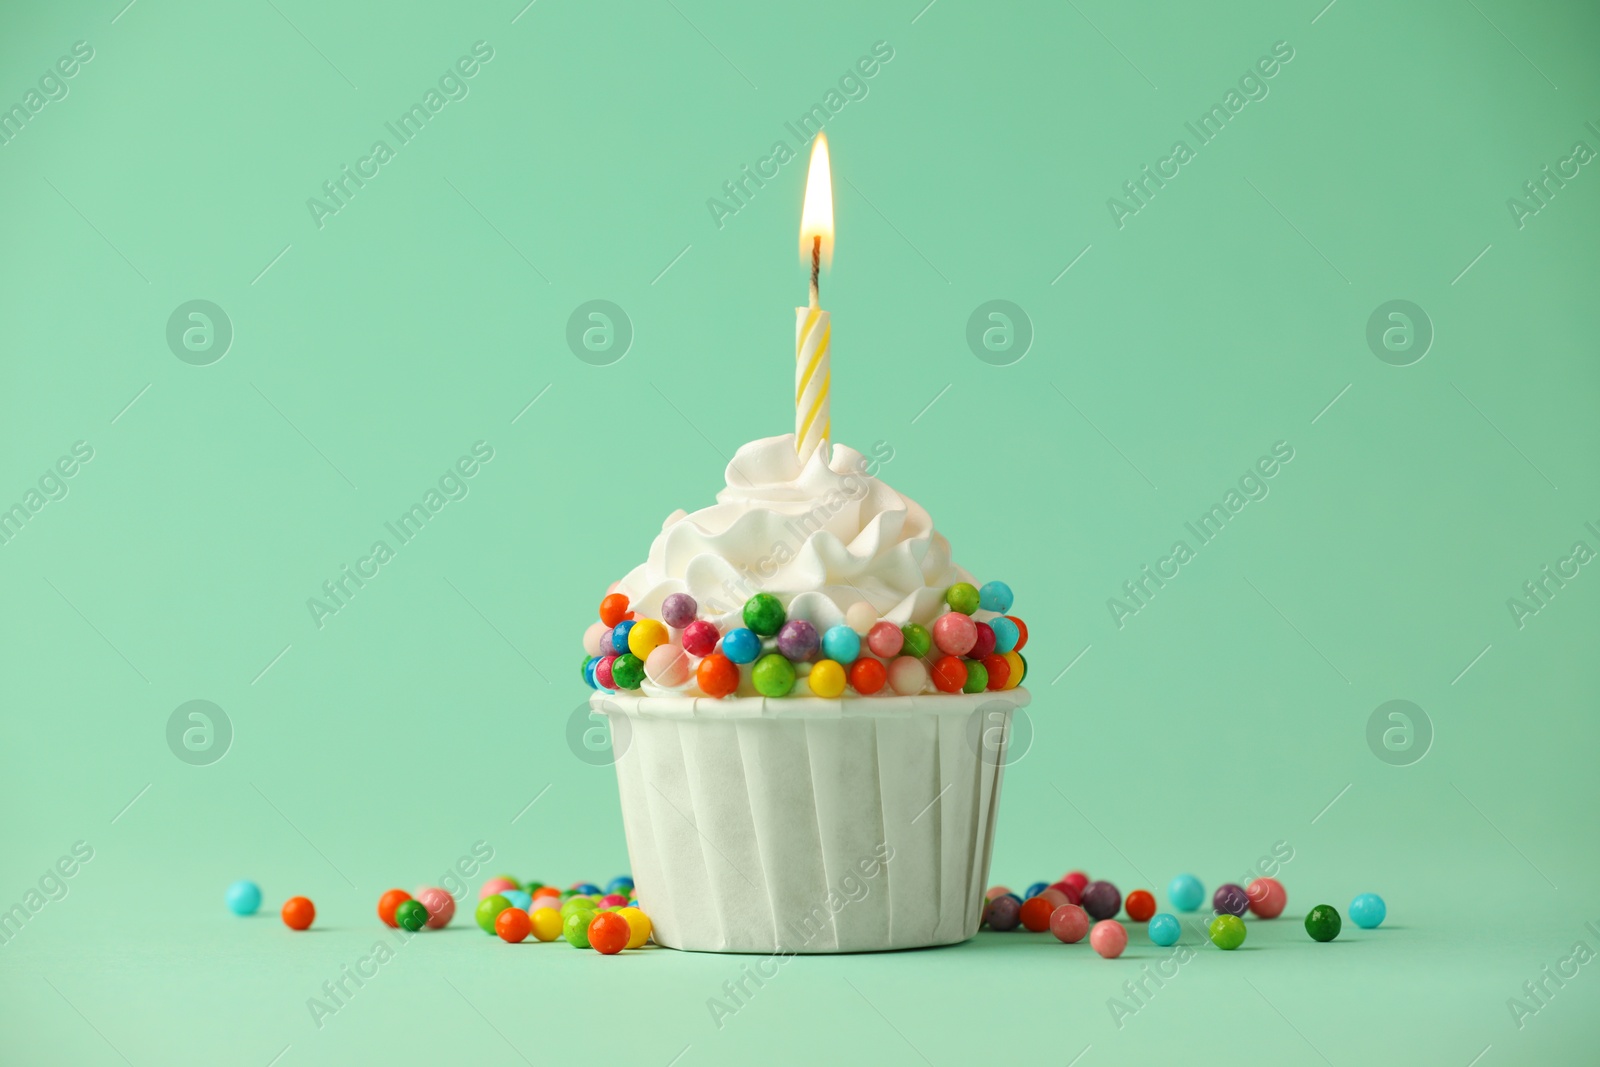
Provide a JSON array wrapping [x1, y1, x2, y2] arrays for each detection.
[[2, 0, 1597, 1063]]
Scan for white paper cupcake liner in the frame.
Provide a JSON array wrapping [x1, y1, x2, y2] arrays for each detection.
[[594, 688, 1030, 953]]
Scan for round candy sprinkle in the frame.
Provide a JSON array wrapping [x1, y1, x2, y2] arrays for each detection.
[[986, 895, 1022, 931], [776, 620, 819, 661], [617, 906, 652, 949], [627, 619, 669, 660], [1247, 877, 1287, 919], [696, 653, 740, 697], [1049, 903, 1090, 943], [866, 621, 903, 658], [681, 620, 719, 657], [848, 657, 887, 695], [660, 592, 698, 629], [480, 877, 518, 900], [962, 660, 989, 694], [971, 622, 997, 660], [932, 612, 978, 657], [559, 896, 596, 919], [495, 907, 532, 943], [1350, 893, 1386, 929], [1081, 881, 1121, 921], [1062, 872, 1090, 894], [1003, 651, 1025, 689], [226, 880, 262, 916], [1213, 884, 1249, 917], [743, 593, 785, 636], [610, 653, 645, 690], [530, 907, 563, 942], [1168, 873, 1204, 912], [395, 899, 429, 932], [1124, 889, 1156, 923], [721, 627, 762, 664], [888, 656, 928, 695], [503, 890, 532, 912], [1209, 914, 1246, 950], [822, 624, 861, 664], [1148, 913, 1181, 947], [901, 623, 931, 659], [931, 655, 967, 693], [588, 911, 631, 954], [583, 622, 608, 658], [644, 644, 692, 687], [978, 580, 1014, 614], [1024, 881, 1049, 900], [562, 910, 593, 948], [752, 654, 796, 697], [945, 582, 980, 615], [607, 876, 634, 894], [599, 593, 630, 628], [281, 897, 315, 931], [808, 659, 847, 698], [1090, 920, 1128, 958], [582, 656, 598, 689], [594, 654, 618, 691], [378, 888, 411, 927], [988, 616, 1019, 654], [1009, 617, 1029, 650], [476, 894, 512, 933], [844, 601, 877, 635], [1036, 888, 1070, 910], [610, 620, 636, 654], [416, 887, 455, 928], [1049, 880, 1082, 906], [1019, 896, 1055, 933], [1305, 904, 1342, 942], [986, 885, 1013, 901], [982, 653, 1011, 691], [574, 882, 602, 896]]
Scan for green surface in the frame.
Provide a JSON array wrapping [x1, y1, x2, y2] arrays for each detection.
[[2, 0, 1598, 1064]]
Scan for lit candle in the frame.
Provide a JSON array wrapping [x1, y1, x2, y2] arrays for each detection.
[[795, 133, 833, 466]]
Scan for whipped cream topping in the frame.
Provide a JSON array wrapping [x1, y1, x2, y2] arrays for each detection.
[[614, 434, 974, 644]]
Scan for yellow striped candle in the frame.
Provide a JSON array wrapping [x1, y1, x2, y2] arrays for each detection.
[[795, 133, 833, 466], [795, 305, 830, 464]]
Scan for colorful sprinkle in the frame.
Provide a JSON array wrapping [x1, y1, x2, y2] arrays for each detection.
[[721, 627, 762, 663], [743, 593, 786, 636], [945, 582, 980, 615], [808, 659, 847, 698], [821, 624, 861, 664], [751, 653, 796, 697], [978, 580, 1014, 614], [681, 620, 719, 657], [660, 592, 698, 629]]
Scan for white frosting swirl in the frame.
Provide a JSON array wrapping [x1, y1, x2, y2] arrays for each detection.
[[615, 434, 973, 640]]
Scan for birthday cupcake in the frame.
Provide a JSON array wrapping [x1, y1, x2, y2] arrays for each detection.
[[581, 433, 1032, 953]]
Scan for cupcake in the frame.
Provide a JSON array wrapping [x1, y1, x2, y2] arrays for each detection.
[[582, 433, 1031, 952]]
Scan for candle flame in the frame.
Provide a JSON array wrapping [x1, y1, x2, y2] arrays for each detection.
[[799, 133, 833, 266]]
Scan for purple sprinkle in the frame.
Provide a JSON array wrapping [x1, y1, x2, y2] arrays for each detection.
[[775, 619, 819, 661], [987, 895, 1023, 931], [661, 593, 698, 629], [1080, 880, 1121, 921], [1213, 883, 1249, 917]]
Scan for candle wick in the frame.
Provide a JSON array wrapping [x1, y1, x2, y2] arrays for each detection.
[[810, 235, 821, 309]]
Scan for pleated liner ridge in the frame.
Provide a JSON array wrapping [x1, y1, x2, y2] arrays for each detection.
[[601, 690, 1029, 953]]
